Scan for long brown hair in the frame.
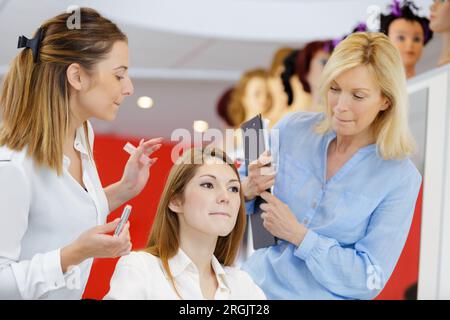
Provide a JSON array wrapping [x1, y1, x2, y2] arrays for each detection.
[[0, 8, 127, 174], [145, 147, 246, 298]]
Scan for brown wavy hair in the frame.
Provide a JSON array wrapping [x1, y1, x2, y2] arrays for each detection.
[[0, 8, 127, 174]]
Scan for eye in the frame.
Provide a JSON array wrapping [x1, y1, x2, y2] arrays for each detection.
[[116, 75, 125, 81], [353, 94, 365, 100], [413, 36, 422, 43], [229, 186, 240, 193], [330, 86, 340, 92], [200, 182, 214, 189], [397, 35, 405, 42]]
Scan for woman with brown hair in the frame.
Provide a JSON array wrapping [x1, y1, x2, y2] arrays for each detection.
[[0, 8, 161, 299], [105, 148, 265, 300]]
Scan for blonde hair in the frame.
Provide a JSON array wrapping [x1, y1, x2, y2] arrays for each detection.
[[316, 32, 415, 160], [228, 68, 272, 127], [145, 147, 246, 298], [0, 8, 127, 174]]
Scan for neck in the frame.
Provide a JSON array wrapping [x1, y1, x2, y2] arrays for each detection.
[[438, 32, 450, 66], [64, 98, 86, 153], [405, 66, 416, 79], [291, 87, 312, 112], [309, 88, 322, 112], [334, 130, 374, 154], [266, 96, 288, 122], [179, 226, 217, 277]]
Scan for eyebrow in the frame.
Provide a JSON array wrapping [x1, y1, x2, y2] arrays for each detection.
[[199, 174, 239, 183], [332, 81, 370, 92]]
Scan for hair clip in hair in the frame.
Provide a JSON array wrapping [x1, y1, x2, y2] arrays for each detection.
[[355, 22, 368, 32], [391, 0, 402, 17], [17, 27, 45, 63]]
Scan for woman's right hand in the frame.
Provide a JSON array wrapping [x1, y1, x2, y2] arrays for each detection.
[[241, 151, 276, 201], [60, 218, 132, 272]]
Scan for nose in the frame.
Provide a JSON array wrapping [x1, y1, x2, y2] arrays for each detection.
[[333, 93, 350, 113], [216, 186, 230, 204], [406, 38, 414, 50], [430, 1, 436, 12], [123, 76, 134, 96]]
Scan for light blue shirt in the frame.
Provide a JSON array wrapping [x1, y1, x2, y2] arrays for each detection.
[[240, 112, 422, 300]]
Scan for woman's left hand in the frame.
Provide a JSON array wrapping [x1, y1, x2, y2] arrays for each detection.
[[119, 137, 163, 199], [259, 192, 308, 246]]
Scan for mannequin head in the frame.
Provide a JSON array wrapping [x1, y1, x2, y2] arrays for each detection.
[[380, 0, 433, 77], [228, 69, 271, 126], [267, 47, 292, 106], [429, 0, 450, 33], [281, 41, 332, 106], [216, 87, 234, 128]]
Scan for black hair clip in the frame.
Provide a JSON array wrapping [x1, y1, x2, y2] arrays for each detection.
[[17, 27, 45, 63]]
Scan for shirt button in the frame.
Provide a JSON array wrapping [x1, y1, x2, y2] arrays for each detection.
[[312, 201, 317, 209]]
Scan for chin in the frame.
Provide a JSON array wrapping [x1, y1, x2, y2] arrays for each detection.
[[216, 225, 235, 237]]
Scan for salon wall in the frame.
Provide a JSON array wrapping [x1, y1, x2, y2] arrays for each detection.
[[82, 134, 423, 300]]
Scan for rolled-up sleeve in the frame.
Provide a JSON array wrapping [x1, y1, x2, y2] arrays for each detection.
[[293, 169, 422, 300], [0, 162, 66, 299]]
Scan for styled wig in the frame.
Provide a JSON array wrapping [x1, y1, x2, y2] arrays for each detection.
[[379, 0, 433, 45]]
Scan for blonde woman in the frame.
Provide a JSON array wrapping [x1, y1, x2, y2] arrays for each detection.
[[105, 148, 265, 300], [0, 8, 161, 299], [240, 32, 422, 299]]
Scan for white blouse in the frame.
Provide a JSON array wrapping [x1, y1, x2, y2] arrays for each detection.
[[0, 121, 110, 299], [104, 249, 266, 300]]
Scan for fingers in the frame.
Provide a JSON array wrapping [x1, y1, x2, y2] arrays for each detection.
[[260, 212, 273, 232], [249, 152, 273, 170], [260, 191, 279, 205], [118, 243, 133, 256], [129, 137, 163, 166], [96, 218, 120, 234], [259, 203, 273, 213], [259, 176, 276, 191], [142, 137, 163, 146], [118, 221, 130, 239], [142, 143, 162, 157], [113, 222, 132, 256]]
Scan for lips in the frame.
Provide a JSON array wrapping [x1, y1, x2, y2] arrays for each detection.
[[335, 117, 352, 123], [209, 212, 231, 217]]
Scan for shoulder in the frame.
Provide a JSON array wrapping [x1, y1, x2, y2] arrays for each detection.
[[0, 146, 33, 186], [378, 156, 422, 187], [116, 251, 160, 270], [223, 266, 266, 299]]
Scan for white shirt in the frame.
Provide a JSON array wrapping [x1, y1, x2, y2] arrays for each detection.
[[104, 249, 266, 300], [0, 121, 109, 299]]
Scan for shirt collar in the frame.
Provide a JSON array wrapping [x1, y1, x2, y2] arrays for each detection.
[[167, 248, 230, 291], [62, 125, 89, 169], [326, 130, 377, 154], [74, 125, 89, 156]]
